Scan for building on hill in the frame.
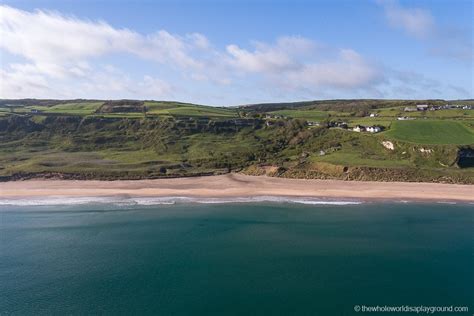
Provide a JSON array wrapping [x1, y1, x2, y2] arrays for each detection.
[[328, 121, 348, 129], [264, 114, 283, 119], [352, 125, 381, 133], [353, 125, 365, 132], [404, 107, 417, 112], [366, 126, 381, 133], [416, 104, 429, 111]]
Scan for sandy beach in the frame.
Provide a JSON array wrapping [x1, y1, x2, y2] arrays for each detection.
[[0, 174, 473, 203]]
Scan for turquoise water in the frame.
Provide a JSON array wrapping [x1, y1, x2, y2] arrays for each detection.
[[0, 202, 473, 315]]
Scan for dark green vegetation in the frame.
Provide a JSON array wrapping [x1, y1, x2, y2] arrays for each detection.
[[1, 99, 473, 183]]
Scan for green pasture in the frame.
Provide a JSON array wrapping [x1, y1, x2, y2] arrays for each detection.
[[385, 120, 474, 145]]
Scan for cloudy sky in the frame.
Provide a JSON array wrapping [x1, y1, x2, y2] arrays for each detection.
[[0, 0, 472, 105]]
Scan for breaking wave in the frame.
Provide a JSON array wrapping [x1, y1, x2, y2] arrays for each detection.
[[0, 195, 362, 206]]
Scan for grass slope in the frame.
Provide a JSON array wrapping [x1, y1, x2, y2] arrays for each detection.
[[386, 120, 474, 144], [28, 102, 103, 115], [1, 99, 473, 183]]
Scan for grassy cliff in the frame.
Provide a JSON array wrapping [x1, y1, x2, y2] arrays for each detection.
[[1, 99, 473, 183]]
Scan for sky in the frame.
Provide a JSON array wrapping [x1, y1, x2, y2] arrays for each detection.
[[0, 0, 472, 105]]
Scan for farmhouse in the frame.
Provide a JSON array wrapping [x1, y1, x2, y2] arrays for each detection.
[[264, 114, 283, 119], [328, 121, 348, 129], [404, 107, 417, 112], [353, 125, 366, 132], [366, 126, 381, 133], [416, 104, 429, 111], [353, 125, 382, 133]]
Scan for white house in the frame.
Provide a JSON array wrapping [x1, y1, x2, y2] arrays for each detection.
[[366, 126, 381, 133], [353, 125, 365, 132]]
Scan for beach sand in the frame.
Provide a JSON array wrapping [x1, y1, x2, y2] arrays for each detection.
[[0, 174, 473, 203]]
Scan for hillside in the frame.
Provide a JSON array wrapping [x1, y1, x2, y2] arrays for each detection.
[[242, 99, 474, 112], [0, 99, 473, 183]]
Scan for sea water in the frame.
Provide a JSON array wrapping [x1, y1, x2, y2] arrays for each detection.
[[0, 200, 473, 315]]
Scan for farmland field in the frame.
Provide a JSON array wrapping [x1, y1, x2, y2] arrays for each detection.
[[28, 102, 103, 115], [385, 120, 474, 144], [375, 107, 474, 119], [148, 105, 238, 118], [269, 109, 331, 121]]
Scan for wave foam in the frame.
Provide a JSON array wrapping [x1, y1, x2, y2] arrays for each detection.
[[0, 195, 362, 206]]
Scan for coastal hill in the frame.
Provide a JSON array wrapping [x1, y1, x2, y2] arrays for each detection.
[[0, 99, 473, 183]]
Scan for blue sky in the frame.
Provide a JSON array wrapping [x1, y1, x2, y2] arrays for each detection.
[[0, 0, 472, 105]]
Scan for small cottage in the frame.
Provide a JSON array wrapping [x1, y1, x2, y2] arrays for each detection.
[[353, 125, 365, 132], [366, 126, 381, 133]]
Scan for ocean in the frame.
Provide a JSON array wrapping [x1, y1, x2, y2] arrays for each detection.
[[0, 199, 473, 315]]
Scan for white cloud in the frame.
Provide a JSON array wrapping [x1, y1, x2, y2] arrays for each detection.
[[0, 4, 466, 102], [0, 5, 194, 99], [0, 5, 385, 99], [379, 0, 434, 38], [378, 0, 472, 63], [225, 36, 317, 73], [225, 39, 382, 92], [0, 4, 206, 92], [226, 44, 296, 73], [0, 67, 50, 98], [286, 49, 383, 89], [187, 33, 210, 50], [0, 5, 204, 68], [0, 62, 174, 99], [139, 75, 173, 97]]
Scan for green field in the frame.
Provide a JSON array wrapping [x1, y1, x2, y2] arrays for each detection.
[[148, 105, 237, 118], [269, 109, 331, 121], [375, 107, 474, 119], [4, 100, 239, 119], [27, 102, 103, 115], [386, 120, 474, 144]]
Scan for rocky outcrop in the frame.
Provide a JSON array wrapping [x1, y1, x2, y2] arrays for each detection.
[[381, 141, 394, 150]]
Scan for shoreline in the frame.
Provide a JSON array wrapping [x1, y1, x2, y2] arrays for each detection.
[[1, 174, 473, 204]]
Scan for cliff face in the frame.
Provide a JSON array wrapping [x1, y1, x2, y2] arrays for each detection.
[[1, 115, 473, 183]]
